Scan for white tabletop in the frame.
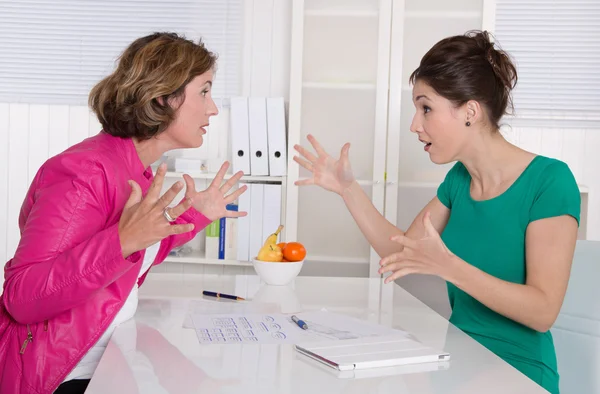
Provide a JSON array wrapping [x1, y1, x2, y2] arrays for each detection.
[[86, 273, 547, 394]]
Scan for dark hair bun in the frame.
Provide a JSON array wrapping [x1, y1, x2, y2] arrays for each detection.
[[410, 30, 518, 129]]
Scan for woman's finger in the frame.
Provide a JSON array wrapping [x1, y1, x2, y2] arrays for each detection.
[[210, 161, 230, 189], [390, 235, 418, 250], [146, 163, 168, 203], [167, 223, 195, 235], [384, 267, 418, 284], [379, 261, 405, 274], [293, 144, 318, 163], [224, 185, 247, 204], [182, 174, 197, 197], [307, 134, 328, 157], [379, 251, 408, 268], [155, 181, 184, 210], [220, 171, 244, 194], [168, 196, 194, 219], [293, 156, 313, 172], [224, 210, 248, 218], [294, 178, 314, 187]]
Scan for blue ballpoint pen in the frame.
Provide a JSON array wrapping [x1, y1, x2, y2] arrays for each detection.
[[291, 315, 308, 330]]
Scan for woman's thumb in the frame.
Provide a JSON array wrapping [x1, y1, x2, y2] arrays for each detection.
[[124, 180, 142, 209], [423, 211, 438, 236], [341, 143, 351, 159]]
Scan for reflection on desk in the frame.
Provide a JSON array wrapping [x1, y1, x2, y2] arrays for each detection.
[[86, 273, 547, 394]]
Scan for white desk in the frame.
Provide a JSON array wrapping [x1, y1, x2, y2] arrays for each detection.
[[86, 273, 547, 394]]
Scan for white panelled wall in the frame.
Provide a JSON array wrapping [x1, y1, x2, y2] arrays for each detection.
[[501, 126, 599, 241], [0, 104, 103, 267]]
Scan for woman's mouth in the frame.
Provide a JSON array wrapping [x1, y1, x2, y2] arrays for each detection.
[[420, 139, 432, 152]]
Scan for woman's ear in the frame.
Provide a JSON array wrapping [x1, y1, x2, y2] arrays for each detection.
[[465, 100, 481, 125]]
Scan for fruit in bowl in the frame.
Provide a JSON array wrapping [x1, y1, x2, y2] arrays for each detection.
[[253, 225, 306, 285], [277, 242, 306, 262]]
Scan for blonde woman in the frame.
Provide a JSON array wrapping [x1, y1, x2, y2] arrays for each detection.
[[0, 32, 246, 394]]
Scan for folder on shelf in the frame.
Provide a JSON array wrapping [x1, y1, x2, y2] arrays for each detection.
[[248, 97, 270, 176], [236, 182, 252, 262], [266, 97, 287, 176], [248, 183, 265, 260], [205, 219, 220, 260], [261, 184, 282, 244], [219, 204, 238, 260], [230, 97, 251, 175]]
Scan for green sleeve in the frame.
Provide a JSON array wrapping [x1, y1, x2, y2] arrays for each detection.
[[437, 162, 465, 209], [529, 161, 581, 226]]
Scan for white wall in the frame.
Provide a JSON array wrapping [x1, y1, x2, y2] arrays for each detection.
[[0, 105, 102, 266]]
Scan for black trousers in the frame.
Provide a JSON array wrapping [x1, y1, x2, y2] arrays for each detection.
[[53, 379, 90, 394]]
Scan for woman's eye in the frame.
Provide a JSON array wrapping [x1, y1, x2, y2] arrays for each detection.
[[423, 106, 431, 114]]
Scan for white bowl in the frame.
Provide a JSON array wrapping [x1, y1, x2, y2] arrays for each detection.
[[252, 258, 304, 286]]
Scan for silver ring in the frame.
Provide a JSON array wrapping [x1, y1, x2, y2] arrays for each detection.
[[163, 208, 176, 223]]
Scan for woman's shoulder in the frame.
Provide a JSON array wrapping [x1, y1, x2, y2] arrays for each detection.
[[40, 133, 126, 187], [528, 155, 576, 183]]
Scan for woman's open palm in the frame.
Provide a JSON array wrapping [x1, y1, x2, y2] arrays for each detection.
[[293, 134, 355, 195]]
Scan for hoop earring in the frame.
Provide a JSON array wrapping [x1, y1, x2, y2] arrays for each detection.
[[466, 121, 471, 127]]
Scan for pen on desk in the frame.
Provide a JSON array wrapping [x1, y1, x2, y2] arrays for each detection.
[[291, 315, 308, 330], [202, 290, 245, 301]]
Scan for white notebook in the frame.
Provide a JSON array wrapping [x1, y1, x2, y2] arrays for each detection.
[[295, 334, 450, 372]]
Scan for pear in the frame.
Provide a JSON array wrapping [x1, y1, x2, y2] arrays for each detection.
[[257, 244, 283, 262]]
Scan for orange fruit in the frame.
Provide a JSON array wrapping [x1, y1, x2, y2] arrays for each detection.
[[277, 242, 287, 250], [282, 242, 306, 262]]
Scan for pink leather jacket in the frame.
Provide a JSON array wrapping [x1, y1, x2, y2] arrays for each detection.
[[0, 132, 211, 393]]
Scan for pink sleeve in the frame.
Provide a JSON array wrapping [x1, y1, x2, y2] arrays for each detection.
[[2, 163, 140, 325]]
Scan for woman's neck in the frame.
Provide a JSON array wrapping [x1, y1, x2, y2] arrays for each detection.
[[459, 131, 534, 197], [132, 137, 172, 169]]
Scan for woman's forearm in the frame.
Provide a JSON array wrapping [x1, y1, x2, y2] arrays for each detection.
[[451, 256, 557, 332], [341, 181, 404, 258]]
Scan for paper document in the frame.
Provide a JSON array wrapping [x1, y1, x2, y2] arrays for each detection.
[[188, 310, 410, 345], [182, 299, 280, 329]]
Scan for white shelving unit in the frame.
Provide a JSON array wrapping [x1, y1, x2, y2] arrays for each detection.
[[161, 171, 287, 266], [165, 172, 284, 184], [165, 252, 253, 267], [286, 0, 488, 277], [286, 0, 394, 273]]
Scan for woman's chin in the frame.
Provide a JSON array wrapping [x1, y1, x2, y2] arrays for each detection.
[[428, 152, 453, 165], [185, 135, 204, 149]]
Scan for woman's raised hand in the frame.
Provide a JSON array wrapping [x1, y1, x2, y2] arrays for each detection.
[[293, 134, 355, 195], [182, 161, 248, 222], [119, 163, 195, 258]]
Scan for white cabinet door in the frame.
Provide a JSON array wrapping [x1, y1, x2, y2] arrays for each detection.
[[286, 0, 393, 275]]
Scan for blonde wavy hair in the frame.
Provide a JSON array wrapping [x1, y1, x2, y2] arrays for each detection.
[[89, 32, 217, 139]]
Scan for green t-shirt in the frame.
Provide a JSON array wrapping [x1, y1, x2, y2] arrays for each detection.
[[437, 156, 580, 394]]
